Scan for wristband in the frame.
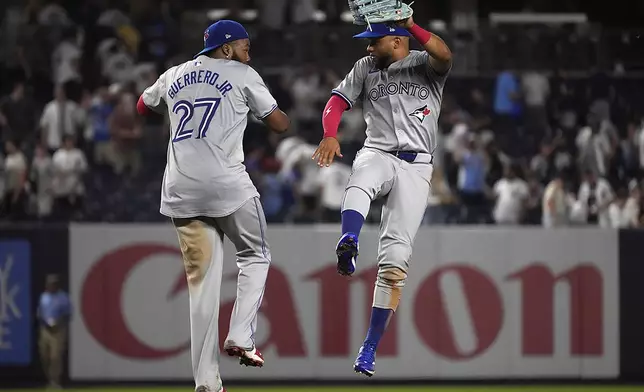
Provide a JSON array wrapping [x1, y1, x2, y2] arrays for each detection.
[[408, 23, 432, 45]]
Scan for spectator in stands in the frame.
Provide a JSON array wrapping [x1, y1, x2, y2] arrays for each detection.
[[423, 167, 457, 225], [541, 172, 570, 228], [576, 108, 613, 178], [638, 117, 644, 174], [291, 64, 325, 143], [107, 92, 142, 176], [521, 67, 550, 143], [492, 164, 529, 225], [86, 84, 115, 166], [320, 0, 348, 23], [443, 112, 470, 160], [30, 144, 54, 220], [277, 137, 320, 222], [259, 157, 287, 223], [576, 170, 614, 227], [455, 136, 489, 223], [132, 1, 174, 67], [465, 88, 492, 133], [317, 161, 352, 223], [550, 135, 575, 180], [523, 175, 544, 225], [608, 187, 640, 228], [51, 135, 87, 221], [0, 140, 28, 220], [618, 121, 641, 180], [51, 27, 82, 94], [493, 64, 522, 156], [258, 0, 316, 30], [97, 38, 136, 86], [40, 84, 84, 154], [627, 182, 642, 226], [0, 81, 38, 149], [35, 0, 72, 27], [484, 140, 507, 190], [530, 140, 554, 185]]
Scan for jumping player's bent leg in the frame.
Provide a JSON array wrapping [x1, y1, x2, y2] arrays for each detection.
[[217, 197, 270, 367], [354, 161, 433, 377], [337, 149, 396, 276], [173, 218, 226, 392]]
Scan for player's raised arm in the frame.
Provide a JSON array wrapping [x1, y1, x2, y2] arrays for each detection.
[[313, 58, 369, 167], [400, 16, 452, 75], [244, 67, 290, 133]]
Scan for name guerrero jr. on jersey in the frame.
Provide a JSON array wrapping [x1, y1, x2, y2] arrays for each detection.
[[167, 67, 233, 100]]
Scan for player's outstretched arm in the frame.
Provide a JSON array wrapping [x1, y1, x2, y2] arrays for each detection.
[[399, 16, 452, 75], [262, 108, 290, 134], [312, 95, 347, 167]]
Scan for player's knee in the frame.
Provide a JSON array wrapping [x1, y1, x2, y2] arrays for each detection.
[[381, 241, 412, 267], [175, 220, 212, 285], [377, 241, 411, 287], [377, 266, 408, 288]]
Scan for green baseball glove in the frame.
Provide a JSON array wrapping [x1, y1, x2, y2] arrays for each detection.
[[348, 0, 414, 25]]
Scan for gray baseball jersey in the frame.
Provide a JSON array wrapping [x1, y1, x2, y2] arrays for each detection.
[[332, 50, 448, 154], [142, 56, 278, 218], [335, 51, 450, 312]]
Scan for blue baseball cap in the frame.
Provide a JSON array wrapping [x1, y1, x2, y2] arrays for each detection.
[[353, 23, 411, 39], [195, 20, 250, 58]]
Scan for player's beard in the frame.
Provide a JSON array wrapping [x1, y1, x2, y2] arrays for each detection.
[[231, 53, 248, 64], [374, 53, 393, 70]]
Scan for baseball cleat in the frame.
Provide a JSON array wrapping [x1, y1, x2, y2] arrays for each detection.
[[224, 343, 265, 367], [353, 342, 376, 377], [336, 233, 358, 276]]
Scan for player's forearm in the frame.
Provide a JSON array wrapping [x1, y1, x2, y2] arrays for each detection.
[[407, 23, 452, 72], [322, 95, 349, 139]]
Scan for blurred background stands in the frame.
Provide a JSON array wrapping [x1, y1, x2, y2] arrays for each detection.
[[0, 0, 643, 226]]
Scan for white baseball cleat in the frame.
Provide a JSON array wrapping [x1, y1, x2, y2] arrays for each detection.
[[224, 341, 265, 367]]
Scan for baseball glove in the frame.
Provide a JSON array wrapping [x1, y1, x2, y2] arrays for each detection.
[[348, 0, 414, 26]]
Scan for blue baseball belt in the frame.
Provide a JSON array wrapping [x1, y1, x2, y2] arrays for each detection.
[[387, 150, 433, 164]]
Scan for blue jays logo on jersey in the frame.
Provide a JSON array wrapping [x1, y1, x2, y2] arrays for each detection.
[[410, 105, 431, 122]]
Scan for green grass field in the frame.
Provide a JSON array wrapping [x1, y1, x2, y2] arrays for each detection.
[[8, 387, 644, 392]]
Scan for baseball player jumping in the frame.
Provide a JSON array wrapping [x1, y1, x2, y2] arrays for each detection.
[[312, 16, 452, 377], [137, 20, 290, 392]]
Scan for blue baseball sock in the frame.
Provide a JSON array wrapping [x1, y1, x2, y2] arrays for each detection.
[[364, 307, 393, 346], [341, 209, 365, 237]]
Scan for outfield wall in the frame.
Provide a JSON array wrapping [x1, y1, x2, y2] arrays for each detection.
[[1, 224, 643, 385]]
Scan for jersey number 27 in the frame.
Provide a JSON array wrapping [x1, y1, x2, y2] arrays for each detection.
[[172, 98, 221, 142]]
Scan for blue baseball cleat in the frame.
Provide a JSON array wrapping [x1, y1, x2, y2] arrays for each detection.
[[353, 342, 376, 377], [336, 233, 358, 276]]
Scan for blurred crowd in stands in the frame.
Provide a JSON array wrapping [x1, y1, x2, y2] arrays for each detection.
[[0, 0, 643, 227]]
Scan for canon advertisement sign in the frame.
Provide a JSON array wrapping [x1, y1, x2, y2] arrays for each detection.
[[69, 225, 619, 380]]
